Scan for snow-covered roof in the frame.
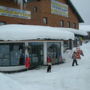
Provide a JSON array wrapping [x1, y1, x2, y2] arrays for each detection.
[[80, 25, 90, 32], [0, 24, 75, 41], [56, 27, 88, 36]]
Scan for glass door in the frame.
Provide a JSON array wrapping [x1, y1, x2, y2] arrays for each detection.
[[28, 42, 43, 68], [47, 42, 61, 64]]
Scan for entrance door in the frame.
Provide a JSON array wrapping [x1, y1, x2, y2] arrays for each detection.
[[28, 42, 43, 68], [47, 42, 61, 64]]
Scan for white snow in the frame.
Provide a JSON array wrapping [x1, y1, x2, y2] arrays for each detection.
[[0, 73, 25, 90], [0, 24, 74, 41], [80, 25, 90, 32], [0, 41, 90, 90], [55, 28, 88, 36]]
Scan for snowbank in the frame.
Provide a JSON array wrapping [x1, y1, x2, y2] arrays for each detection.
[[0, 73, 25, 90], [0, 24, 75, 41]]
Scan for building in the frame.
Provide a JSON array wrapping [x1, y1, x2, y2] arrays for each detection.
[[0, 0, 83, 28], [0, 0, 85, 72]]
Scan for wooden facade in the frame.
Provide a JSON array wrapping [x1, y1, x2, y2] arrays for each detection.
[[0, 0, 84, 29]]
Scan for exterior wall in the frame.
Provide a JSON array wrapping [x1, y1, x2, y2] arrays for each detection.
[[0, 0, 32, 24], [0, 0, 79, 29], [27, 0, 79, 29]]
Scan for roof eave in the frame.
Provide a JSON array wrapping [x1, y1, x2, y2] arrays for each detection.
[[67, 0, 84, 23]]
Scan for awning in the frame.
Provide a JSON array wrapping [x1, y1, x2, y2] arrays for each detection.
[[0, 24, 74, 41]]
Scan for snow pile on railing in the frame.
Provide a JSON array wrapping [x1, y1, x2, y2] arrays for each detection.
[[0, 24, 74, 41]]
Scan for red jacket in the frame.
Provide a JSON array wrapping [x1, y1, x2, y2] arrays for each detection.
[[25, 57, 31, 69], [47, 57, 51, 63], [78, 49, 84, 56], [75, 52, 81, 59]]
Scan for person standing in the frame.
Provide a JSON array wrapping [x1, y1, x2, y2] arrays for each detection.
[[25, 47, 31, 70], [47, 56, 52, 72], [25, 56, 31, 70], [72, 51, 78, 66]]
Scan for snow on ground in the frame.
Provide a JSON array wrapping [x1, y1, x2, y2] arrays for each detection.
[[0, 73, 25, 90], [0, 42, 90, 90]]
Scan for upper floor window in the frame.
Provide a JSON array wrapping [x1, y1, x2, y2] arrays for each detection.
[[60, 20, 64, 27], [24, 0, 41, 2], [36, 0, 41, 1], [43, 17, 48, 24], [24, 0, 28, 3], [73, 23, 77, 28], [67, 21, 70, 28], [33, 7, 38, 12]]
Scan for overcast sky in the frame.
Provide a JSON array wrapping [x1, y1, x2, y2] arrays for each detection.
[[71, 0, 90, 25]]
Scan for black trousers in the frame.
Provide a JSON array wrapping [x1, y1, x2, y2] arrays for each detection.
[[47, 65, 51, 72], [72, 59, 78, 66]]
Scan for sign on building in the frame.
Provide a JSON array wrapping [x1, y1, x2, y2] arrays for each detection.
[[51, 0, 68, 17], [0, 6, 31, 19]]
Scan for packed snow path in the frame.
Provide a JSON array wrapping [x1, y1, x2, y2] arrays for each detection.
[[2, 42, 90, 90]]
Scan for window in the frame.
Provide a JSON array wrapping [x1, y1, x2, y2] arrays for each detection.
[[63, 41, 69, 52], [67, 21, 70, 28], [36, 0, 41, 1], [24, 0, 41, 2], [47, 42, 62, 64], [0, 45, 9, 66], [0, 43, 25, 66], [60, 20, 64, 27], [73, 23, 77, 28], [33, 7, 38, 12], [43, 17, 48, 24], [24, 0, 28, 3]]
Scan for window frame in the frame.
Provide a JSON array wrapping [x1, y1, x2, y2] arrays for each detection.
[[67, 21, 71, 28], [60, 20, 64, 27], [43, 17, 48, 24], [73, 23, 77, 29]]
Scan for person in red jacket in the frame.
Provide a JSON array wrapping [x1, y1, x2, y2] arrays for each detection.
[[47, 56, 52, 72], [25, 56, 31, 70], [77, 48, 84, 56], [76, 47, 84, 60]]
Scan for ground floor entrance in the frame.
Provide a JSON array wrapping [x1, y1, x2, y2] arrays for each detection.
[[0, 41, 63, 71], [47, 42, 62, 64], [28, 42, 43, 68]]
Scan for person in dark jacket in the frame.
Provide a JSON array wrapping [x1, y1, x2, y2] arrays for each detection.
[[47, 56, 52, 72], [72, 51, 78, 66]]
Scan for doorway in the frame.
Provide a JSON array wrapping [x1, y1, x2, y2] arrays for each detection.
[[28, 42, 43, 68], [47, 42, 61, 64]]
